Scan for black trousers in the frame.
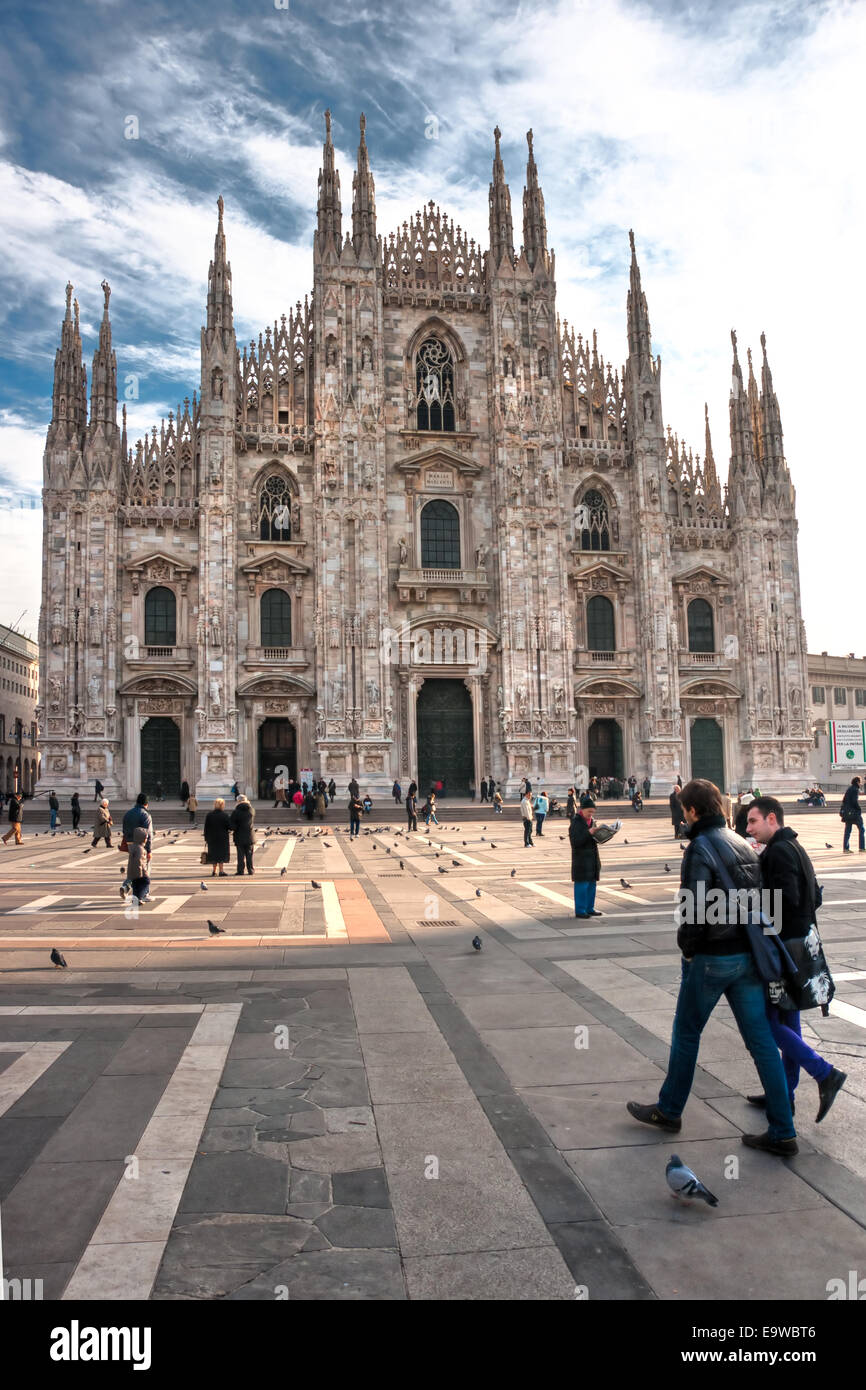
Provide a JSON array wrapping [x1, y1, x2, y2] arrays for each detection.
[[407, 811, 417, 831], [236, 845, 254, 874], [523, 820, 533, 846], [72, 812, 80, 829]]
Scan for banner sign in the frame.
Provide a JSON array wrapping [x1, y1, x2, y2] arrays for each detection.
[[830, 721, 866, 768]]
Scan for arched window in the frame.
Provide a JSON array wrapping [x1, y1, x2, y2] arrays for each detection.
[[687, 598, 715, 653], [420, 500, 460, 569], [586, 595, 615, 652], [415, 338, 455, 432], [575, 488, 610, 551], [144, 587, 176, 647], [261, 589, 292, 648], [259, 475, 294, 541]]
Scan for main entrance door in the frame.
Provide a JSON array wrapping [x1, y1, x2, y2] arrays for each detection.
[[587, 718, 624, 779], [140, 717, 181, 797], [416, 679, 474, 797], [258, 718, 297, 797], [690, 717, 725, 789]]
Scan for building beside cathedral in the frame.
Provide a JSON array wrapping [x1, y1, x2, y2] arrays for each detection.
[[38, 115, 813, 799]]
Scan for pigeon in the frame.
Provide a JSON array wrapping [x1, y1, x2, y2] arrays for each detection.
[[311, 880, 321, 888], [452, 859, 460, 867], [664, 864, 671, 873], [399, 860, 404, 869], [207, 920, 225, 936], [620, 878, 632, 889], [200, 881, 208, 891], [559, 836, 565, 841], [386, 847, 391, 854], [624, 839, 629, 845], [475, 888, 482, 897], [82, 848, 91, 854], [825, 843, 833, 849], [471, 936, 482, 951], [50, 948, 67, 969], [665, 1154, 718, 1207], [480, 837, 486, 842], [280, 867, 287, 877], [324, 842, 332, 850], [510, 868, 516, 877], [490, 843, 497, 849], [462, 840, 467, 846], [438, 866, 448, 874]]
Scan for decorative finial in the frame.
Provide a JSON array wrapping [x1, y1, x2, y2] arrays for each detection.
[[494, 125, 501, 155], [760, 330, 767, 358], [217, 194, 224, 224], [747, 346, 753, 372], [628, 228, 636, 254], [65, 281, 73, 312], [705, 401, 710, 423], [101, 279, 111, 313], [730, 328, 738, 356], [73, 298, 80, 329], [360, 112, 366, 143], [526, 128, 534, 155], [324, 108, 331, 139]]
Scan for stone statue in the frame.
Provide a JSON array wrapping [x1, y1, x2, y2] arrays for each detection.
[[790, 686, 802, 712], [384, 706, 393, 738], [516, 684, 528, 715], [209, 677, 222, 711], [398, 537, 408, 565], [209, 610, 222, 648], [211, 367, 223, 399], [475, 544, 487, 569], [69, 707, 84, 736], [643, 392, 654, 422], [544, 471, 556, 501], [273, 503, 291, 534], [105, 705, 116, 737], [553, 683, 565, 713], [50, 603, 65, 646], [87, 673, 101, 712], [328, 605, 340, 648], [366, 677, 380, 708], [361, 342, 372, 369], [504, 353, 514, 377], [497, 684, 504, 709], [48, 676, 63, 712], [647, 474, 659, 505], [315, 706, 325, 739], [331, 678, 343, 712], [88, 606, 101, 646], [291, 499, 301, 535], [574, 503, 590, 532]]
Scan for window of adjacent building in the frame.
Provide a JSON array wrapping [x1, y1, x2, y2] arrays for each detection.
[[687, 598, 715, 653], [261, 588, 292, 648], [415, 338, 455, 432], [586, 594, 615, 652], [856, 689, 866, 707], [576, 489, 610, 551], [0, 715, 4, 742], [259, 475, 293, 541], [420, 499, 461, 569], [834, 687, 847, 706], [812, 686, 825, 704], [144, 587, 177, 647]]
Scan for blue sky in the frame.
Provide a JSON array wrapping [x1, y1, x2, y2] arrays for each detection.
[[0, 0, 863, 654]]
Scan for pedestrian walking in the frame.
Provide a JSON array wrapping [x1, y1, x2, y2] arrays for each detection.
[[91, 799, 113, 848], [155, 781, 164, 802], [349, 777, 360, 800], [273, 773, 287, 809], [626, 779, 797, 1156], [230, 780, 240, 800], [230, 794, 256, 875], [493, 789, 504, 814], [566, 787, 577, 821], [480, 777, 489, 803], [468, 778, 476, 801], [392, 779, 402, 805], [534, 790, 549, 837], [406, 787, 418, 832], [48, 790, 60, 831], [94, 778, 104, 802], [841, 776, 865, 853], [328, 779, 337, 802], [642, 776, 651, 799], [304, 788, 316, 821], [348, 793, 363, 837], [520, 790, 534, 847], [570, 794, 603, 918], [315, 787, 327, 820], [746, 797, 846, 1122], [119, 826, 151, 904], [203, 798, 231, 877], [2, 792, 23, 846], [670, 785, 686, 839], [70, 792, 81, 831], [186, 791, 198, 825], [424, 793, 439, 826], [180, 779, 190, 804], [120, 793, 153, 894]]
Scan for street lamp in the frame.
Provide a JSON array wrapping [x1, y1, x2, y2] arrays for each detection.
[[13, 718, 23, 795]]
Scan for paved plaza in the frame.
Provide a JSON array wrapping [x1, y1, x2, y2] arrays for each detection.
[[1, 804, 865, 1301]]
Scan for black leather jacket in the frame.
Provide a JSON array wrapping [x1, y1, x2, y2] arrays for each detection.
[[677, 813, 762, 957]]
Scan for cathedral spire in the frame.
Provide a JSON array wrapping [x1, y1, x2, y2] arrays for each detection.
[[728, 329, 759, 512], [626, 229, 653, 368], [48, 280, 87, 448], [351, 112, 377, 258], [88, 278, 117, 435], [489, 126, 514, 271], [703, 402, 719, 494], [316, 108, 343, 255], [759, 330, 785, 472], [747, 344, 762, 463], [522, 129, 548, 271], [206, 196, 233, 342]]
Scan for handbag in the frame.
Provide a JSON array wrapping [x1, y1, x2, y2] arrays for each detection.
[[200, 850, 209, 864], [699, 835, 798, 988], [119, 836, 129, 853], [767, 928, 835, 1012]]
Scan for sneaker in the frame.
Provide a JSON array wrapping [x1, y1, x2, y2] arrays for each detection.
[[746, 1094, 795, 1116], [119, 885, 128, 900], [816, 1068, 847, 1123], [574, 912, 590, 919], [741, 1131, 798, 1156], [626, 1100, 681, 1133], [589, 909, 603, 916]]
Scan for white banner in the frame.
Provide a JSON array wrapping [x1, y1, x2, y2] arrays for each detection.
[[830, 721, 866, 768]]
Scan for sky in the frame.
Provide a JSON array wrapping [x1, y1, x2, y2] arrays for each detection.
[[0, 0, 863, 655]]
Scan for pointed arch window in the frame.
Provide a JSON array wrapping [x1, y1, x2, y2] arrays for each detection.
[[687, 598, 714, 653], [144, 587, 176, 646], [259, 475, 293, 541], [414, 338, 455, 431], [587, 595, 615, 652], [420, 499, 460, 569], [575, 488, 610, 551], [261, 588, 292, 648]]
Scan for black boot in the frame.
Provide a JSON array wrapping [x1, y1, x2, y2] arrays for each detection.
[[816, 1069, 847, 1123]]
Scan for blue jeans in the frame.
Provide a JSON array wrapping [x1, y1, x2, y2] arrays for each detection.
[[349, 815, 360, 837], [426, 811, 439, 825], [50, 810, 58, 829], [767, 1004, 832, 1101], [573, 880, 597, 915], [659, 954, 796, 1141], [535, 813, 546, 836], [843, 814, 865, 850]]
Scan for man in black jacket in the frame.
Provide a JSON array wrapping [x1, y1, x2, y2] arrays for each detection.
[[841, 776, 864, 852], [746, 797, 846, 1122], [230, 795, 256, 875], [627, 779, 797, 1155], [569, 795, 603, 918]]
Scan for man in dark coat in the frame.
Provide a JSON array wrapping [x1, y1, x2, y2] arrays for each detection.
[[669, 786, 686, 838], [747, 797, 846, 1122], [480, 777, 488, 803], [70, 792, 81, 830], [569, 795, 602, 918], [627, 779, 797, 1156], [2, 792, 23, 845], [841, 776, 864, 852], [348, 777, 360, 800], [405, 787, 418, 832], [230, 795, 256, 875], [49, 790, 60, 831]]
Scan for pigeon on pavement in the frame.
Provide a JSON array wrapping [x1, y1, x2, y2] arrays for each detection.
[[399, 860, 404, 869], [471, 936, 482, 951], [665, 1154, 718, 1207], [475, 888, 482, 897], [438, 866, 448, 874], [620, 878, 632, 889], [280, 867, 287, 877], [452, 859, 460, 867], [207, 920, 225, 936], [50, 948, 67, 969], [490, 843, 497, 849], [664, 864, 671, 873], [311, 880, 321, 888], [200, 881, 208, 891], [510, 868, 516, 877], [825, 843, 833, 849]]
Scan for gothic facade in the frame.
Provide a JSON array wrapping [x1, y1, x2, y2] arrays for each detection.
[[38, 115, 812, 798]]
